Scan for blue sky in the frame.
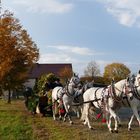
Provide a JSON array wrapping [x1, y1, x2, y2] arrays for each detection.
[[2, 0, 140, 76]]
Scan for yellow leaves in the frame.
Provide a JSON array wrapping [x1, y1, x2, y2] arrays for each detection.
[[103, 63, 131, 83], [59, 67, 72, 79]]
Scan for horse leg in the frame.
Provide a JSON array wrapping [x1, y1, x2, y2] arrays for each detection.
[[107, 115, 114, 133], [77, 105, 83, 119], [128, 114, 134, 131], [117, 115, 122, 127], [131, 107, 140, 127], [58, 101, 64, 120], [109, 109, 118, 133], [63, 104, 73, 124], [52, 102, 56, 120], [58, 110, 63, 120], [63, 103, 68, 122], [75, 106, 81, 119], [83, 103, 92, 129], [67, 106, 73, 124], [52, 101, 57, 120]]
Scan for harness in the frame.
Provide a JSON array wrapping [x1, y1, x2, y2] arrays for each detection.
[[64, 76, 80, 98], [94, 88, 102, 108], [65, 83, 75, 98], [56, 88, 65, 100], [132, 86, 140, 100], [109, 82, 132, 107]]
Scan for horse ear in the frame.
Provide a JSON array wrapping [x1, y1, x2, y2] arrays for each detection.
[[138, 70, 140, 74], [126, 77, 129, 82], [73, 72, 79, 77], [131, 74, 135, 84], [111, 77, 115, 83]]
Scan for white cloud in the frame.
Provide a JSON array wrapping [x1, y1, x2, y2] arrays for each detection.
[[38, 53, 77, 63], [96, 0, 140, 27], [38, 45, 106, 75], [38, 52, 88, 76], [13, 0, 74, 14], [48, 45, 94, 55]]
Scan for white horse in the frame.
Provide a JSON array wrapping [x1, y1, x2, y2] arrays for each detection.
[[72, 80, 95, 118], [125, 72, 140, 130], [81, 78, 133, 132], [52, 74, 80, 124], [108, 74, 140, 131]]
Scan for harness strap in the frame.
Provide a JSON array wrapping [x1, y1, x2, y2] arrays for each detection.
[[72, 98, 101, 106], [111, 83, 117, 99], [108, 84, 124, 103], [100, 87, 110, 115], [94, 88, 102, 108], [56, 88, 64, 100], [133, 86, 140, 100], [122, 96, 131, 107], [65, 84, 74, 97]]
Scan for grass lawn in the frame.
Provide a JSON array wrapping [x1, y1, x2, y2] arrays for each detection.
[[0, 99, 140, 140]]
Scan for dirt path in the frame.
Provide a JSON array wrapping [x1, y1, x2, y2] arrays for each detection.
[[5, 100, 140, 140]]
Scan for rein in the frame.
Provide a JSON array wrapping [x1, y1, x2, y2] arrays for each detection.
[[108, 85, 123, 103], [72, 98, 101, 106], [109, 81, 134, 102]]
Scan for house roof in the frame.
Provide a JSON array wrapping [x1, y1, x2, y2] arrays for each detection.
[[28, 63, 73, 78]]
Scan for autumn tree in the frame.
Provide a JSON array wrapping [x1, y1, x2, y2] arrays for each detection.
[[103, 63, 131, 84], [84, 61, 100, 78], [0, 10, 39, 103], [59, 67, 73, 84]]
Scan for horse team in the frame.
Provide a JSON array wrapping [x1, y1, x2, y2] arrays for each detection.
[[41, 71, 140, 133]]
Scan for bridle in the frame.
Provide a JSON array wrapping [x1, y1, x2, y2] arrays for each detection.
[[65, 76, 80, 97], [69, 76, 80, 86], [107, 79, 134, 103], [130, 75, 140, 100]]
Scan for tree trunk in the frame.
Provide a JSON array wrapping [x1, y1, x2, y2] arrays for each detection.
[[7, 89, 11, 103]]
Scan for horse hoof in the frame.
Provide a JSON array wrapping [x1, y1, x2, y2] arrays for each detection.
[[128, 128, 132, 131], [90, 127, 94, 130], [59, 117, 62, 121], [83, 122, 87, 125], [110, 130, 114, 133], [70, 121, 73, 124], [114, 130, 118, 133], [118, 124, 122, 127]]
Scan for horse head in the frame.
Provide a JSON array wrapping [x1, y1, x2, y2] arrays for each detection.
[[112, 78, 134, 100], [69, 74, 80, 87], [124, 77, 134, 99], [125, 73, 140, 100], [135, 72, 140, 87]]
